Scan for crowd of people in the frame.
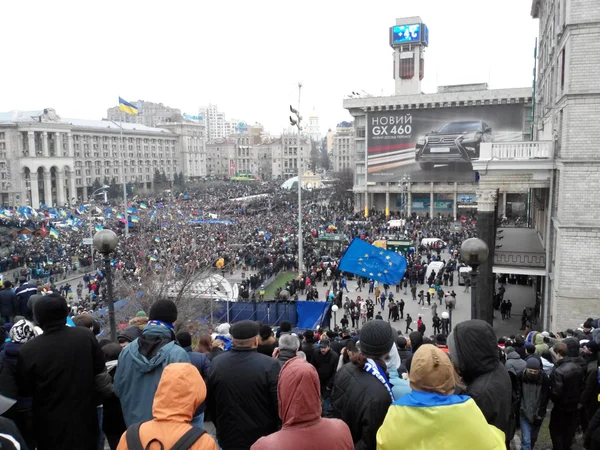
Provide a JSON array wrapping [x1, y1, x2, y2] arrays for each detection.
[[1, 180, 598, 449], [2, 291, 600, 449]]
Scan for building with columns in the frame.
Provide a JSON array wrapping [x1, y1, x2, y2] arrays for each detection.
[[0, 108, 207, 207]]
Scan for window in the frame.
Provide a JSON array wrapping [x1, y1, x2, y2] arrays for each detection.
[[560, 48, 566, 90]]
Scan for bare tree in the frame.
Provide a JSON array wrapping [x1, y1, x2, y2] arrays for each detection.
[[108, 232, 233, 333]]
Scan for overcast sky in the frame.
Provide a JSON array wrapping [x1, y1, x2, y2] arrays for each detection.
[[2, 0, 538, 135]]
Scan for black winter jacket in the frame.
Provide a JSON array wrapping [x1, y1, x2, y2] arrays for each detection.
[[330, 359, 392, 450], [17, 325, 110, 450], [301, 340, 317, 364], [448, 319, 512, 435], [207, 347, 281, 450], [550, 356, 584, 411], [311, 348, 339, 392], [0, 288, 18, 318]]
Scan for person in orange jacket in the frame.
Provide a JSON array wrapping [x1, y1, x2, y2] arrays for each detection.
[[117, 363, 218, 450]]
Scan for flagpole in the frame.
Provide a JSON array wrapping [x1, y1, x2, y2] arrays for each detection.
[[121, 119, 129, 237]]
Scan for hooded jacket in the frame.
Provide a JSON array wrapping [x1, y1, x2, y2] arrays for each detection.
[[447, 320, 511, 435], [519, 368, 550, 423], [505, 351, 527, 376], [114, 325, 189, 426], [116, 363, 218, 450], [251, 358, 353, 450], [377, 391, 506, 449], [534, 334, 549, 356]]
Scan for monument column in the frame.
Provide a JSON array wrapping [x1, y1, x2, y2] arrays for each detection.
[[30, 172, 40, 208], [475, 188, 498, 325], [42, 132, 49, 157], [28, 132, 36, 157]]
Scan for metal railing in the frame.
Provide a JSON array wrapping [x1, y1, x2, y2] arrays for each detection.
[[480, 141, 554, 160]]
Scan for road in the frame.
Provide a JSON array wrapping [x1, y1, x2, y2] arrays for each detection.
[[325, 246, 538, 337]]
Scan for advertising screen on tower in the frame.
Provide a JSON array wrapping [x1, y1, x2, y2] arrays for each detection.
[[366, 103, 527, 183], [390, 24, 429, 47]]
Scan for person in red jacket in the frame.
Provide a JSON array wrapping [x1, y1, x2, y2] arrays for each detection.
[[251, 357, 353, 450]]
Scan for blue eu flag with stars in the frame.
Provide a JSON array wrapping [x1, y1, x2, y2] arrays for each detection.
[[339, 238, 407, 285]]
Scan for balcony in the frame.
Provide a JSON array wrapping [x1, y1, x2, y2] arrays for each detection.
[[492, 228, 547, 275], [473, 141, 555, 190], [482, 141, 553, 160]]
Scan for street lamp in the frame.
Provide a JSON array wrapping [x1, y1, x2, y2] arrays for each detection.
[[331, 304, 339, 330], [441, 311, 450, 336], [93, 229, 118, 341], [460, 238, 489, 321], [445, 296, 456, 332], [289, 82, 303, 273], [88, 184, 110, 270]]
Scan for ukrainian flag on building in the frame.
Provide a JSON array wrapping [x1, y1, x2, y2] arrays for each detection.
[[119, 97, 138, 115], [131, 216, 139, 223], [49, 228, 59, 239]]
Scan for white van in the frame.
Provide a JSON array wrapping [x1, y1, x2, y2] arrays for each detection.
[[425, 261, 445, 282], [458, 266, 472, 285], [421, 238, 447, 249], [387, 219, 405, 228]]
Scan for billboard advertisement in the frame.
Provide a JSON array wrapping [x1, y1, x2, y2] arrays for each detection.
[[367, 104, 526, 183]]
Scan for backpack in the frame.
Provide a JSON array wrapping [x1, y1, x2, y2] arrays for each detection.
[[125, 422, 206, 450]]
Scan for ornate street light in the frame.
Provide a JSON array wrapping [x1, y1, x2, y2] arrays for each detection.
[[331, 304, 339, 329], [460, 238, 489, 321], [93, 229, 118, 341]]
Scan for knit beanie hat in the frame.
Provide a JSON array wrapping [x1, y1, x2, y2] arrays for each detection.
[[149, 299, 178, 324], [526, 358, 541, 370], [359, 320, 395, 357], [34, 294, 69, 329], [409, 344, 456, 395], [10, 319, 37, 343], [136, 311, 148, 317]]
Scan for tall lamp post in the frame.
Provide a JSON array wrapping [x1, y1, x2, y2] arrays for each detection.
[[88, 185, 109, 270], [441, 311, 450, 336], [93, 229, 118, 341], [331, 304, 339, 330], [401, 173, 410, 218], [289, 82, 303, 273], [460, 238, 489, 321], [445, 296, 456, 331]]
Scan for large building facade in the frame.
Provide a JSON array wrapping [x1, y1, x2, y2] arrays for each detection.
[[0, 109, 208, 206], [331, 122, 354, 173], [271, 134, 311, 180], [526, 0, 600, 330], [107, 100, 181, 127], [199, 104, 241, 142]]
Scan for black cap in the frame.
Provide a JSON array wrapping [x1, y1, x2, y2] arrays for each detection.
[[320, 339, 330, 347], [34, 293, 69, 328], [149, 299, 178, 324], [435, 334, 447, 346], [176, 331, 192, 348], [230, 320, 259, 339], [118, 325, 142, 343]]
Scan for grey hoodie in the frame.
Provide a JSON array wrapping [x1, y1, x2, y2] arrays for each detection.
[[505, 350, 527, 376]]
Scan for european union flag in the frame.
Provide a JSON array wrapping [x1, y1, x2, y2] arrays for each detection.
[[339, 238, 407, 286]]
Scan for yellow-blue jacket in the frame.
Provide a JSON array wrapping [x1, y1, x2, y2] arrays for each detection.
[[376, 390, 505, 449]]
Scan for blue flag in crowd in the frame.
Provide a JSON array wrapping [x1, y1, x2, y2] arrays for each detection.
[[339, 238, 407, 286]]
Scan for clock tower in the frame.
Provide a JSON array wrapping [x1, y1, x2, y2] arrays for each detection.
[[390, 17, 429, 96]]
